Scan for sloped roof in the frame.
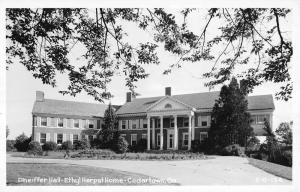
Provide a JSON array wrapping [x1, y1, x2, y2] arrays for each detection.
[[116, 91, 275, 115], [32, 99, 108, 117]]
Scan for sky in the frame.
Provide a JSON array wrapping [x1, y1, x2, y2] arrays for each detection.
[[5, 8, 294, 140]]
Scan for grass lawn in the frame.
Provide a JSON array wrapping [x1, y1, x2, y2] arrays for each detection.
[[248, 158, 292, 180], [7, 163, 174, 186], [8, 151, 77, 159]]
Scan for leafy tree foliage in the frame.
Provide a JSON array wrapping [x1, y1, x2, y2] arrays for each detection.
[[73, 139, 90, 150], [14, 133, 31, 152], [275, 121, 292, 146], [262, 119, 289, 165], [6, 8, 292, 101], [6, 140, 16, 152], [208, 77, 253, 148]]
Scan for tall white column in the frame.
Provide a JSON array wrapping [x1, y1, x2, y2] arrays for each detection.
[[147, 116, 151, 150], [188, 115, 192, 150], [174, 115, 178, 150], [192, 116, 195, 140], [160, 116, 163, 150], [152, 118, 155, 149]]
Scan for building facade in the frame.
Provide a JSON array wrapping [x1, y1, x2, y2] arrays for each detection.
[[32, 87, 275, 150], [32, 91, 106, 145]]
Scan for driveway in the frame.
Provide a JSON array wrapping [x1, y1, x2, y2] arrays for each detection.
[[7, 154, 291, 185]]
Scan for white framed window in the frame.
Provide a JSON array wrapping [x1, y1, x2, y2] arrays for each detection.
[[40, 133, 46, 144], [131, 134, 137, 146], [57, 134, 63, 144], [200, 132, 208, 142], [157, 133, 160, 146], [49, 117, 56, 127], [121, 120, 126, 130], [41, 117, 47, 127], [142, 134, 147, 140], [88, 120, 95, 129], [73, 134, 79, 143], [143, 119, 147, 129], [182, 133, 188, 146], [170, 118, 174, 128], [74, 119, 79, 128], [251, 114, 270, 124], [81, 119, 87, 129], [183, 118, 189, 127], [67, 119, 72, 128], [58, 118, 64, 127], [132, 120, 138, 129], [199, 116, 210, 127]]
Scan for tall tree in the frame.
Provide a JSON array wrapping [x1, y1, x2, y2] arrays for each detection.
[[99, 103, 118, 147], [208, 77, 253, 148], [263, 119, 282, 163], [275, 121, 292, 146], [6, 8, 292, 101]]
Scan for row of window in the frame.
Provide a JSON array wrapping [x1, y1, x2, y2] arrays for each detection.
[[34, 116, 99, 129], [39, 133, 94, 144], [250, 114, 270, 124], [120, 116, 211, 130], [120, 132, 208, 147]]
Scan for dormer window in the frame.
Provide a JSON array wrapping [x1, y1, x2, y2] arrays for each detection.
[[165, 103, 172, 109]]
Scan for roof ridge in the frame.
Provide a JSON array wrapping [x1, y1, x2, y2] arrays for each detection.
[[133, 90, 220, 100], [43, 98, 107, 106]]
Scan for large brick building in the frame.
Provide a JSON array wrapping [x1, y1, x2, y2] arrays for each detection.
[[32, 87, 275, 150]]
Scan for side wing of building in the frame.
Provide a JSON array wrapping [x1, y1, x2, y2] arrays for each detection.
[[32, 91, 106, 145]]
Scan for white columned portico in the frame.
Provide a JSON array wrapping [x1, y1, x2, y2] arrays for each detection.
[[188, 115, 192, 150], [160, 116, 163, 150], [152, 118, 155, 149], [174, 115, 178, 150], [147, 116, 150, 150]]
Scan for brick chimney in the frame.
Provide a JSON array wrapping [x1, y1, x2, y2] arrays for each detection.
[[36, 91, 44, 102], [126, 92, 132, 102], [165, 87, 171, 96]]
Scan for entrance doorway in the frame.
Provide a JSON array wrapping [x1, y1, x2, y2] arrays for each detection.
[[167, 129, 174, 149]]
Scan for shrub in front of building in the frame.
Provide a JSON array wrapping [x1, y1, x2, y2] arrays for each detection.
[[90, 138, 103, 149], [113, 136, 128, 154], [73, 139, 90, 150], [27, 141, 43, 156], [14, 133, 31, 152], [220, 144, 245, 156], [61, 141, 73, 150], [70, 149, 207, 160], [135, 139, 147, 152], [42, 141, 57, 151], [191, 139, 211, 153], [6, 140, 16, 152]]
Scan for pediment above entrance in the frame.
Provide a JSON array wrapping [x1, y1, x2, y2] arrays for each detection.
[[146, 96, 193, 112]]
